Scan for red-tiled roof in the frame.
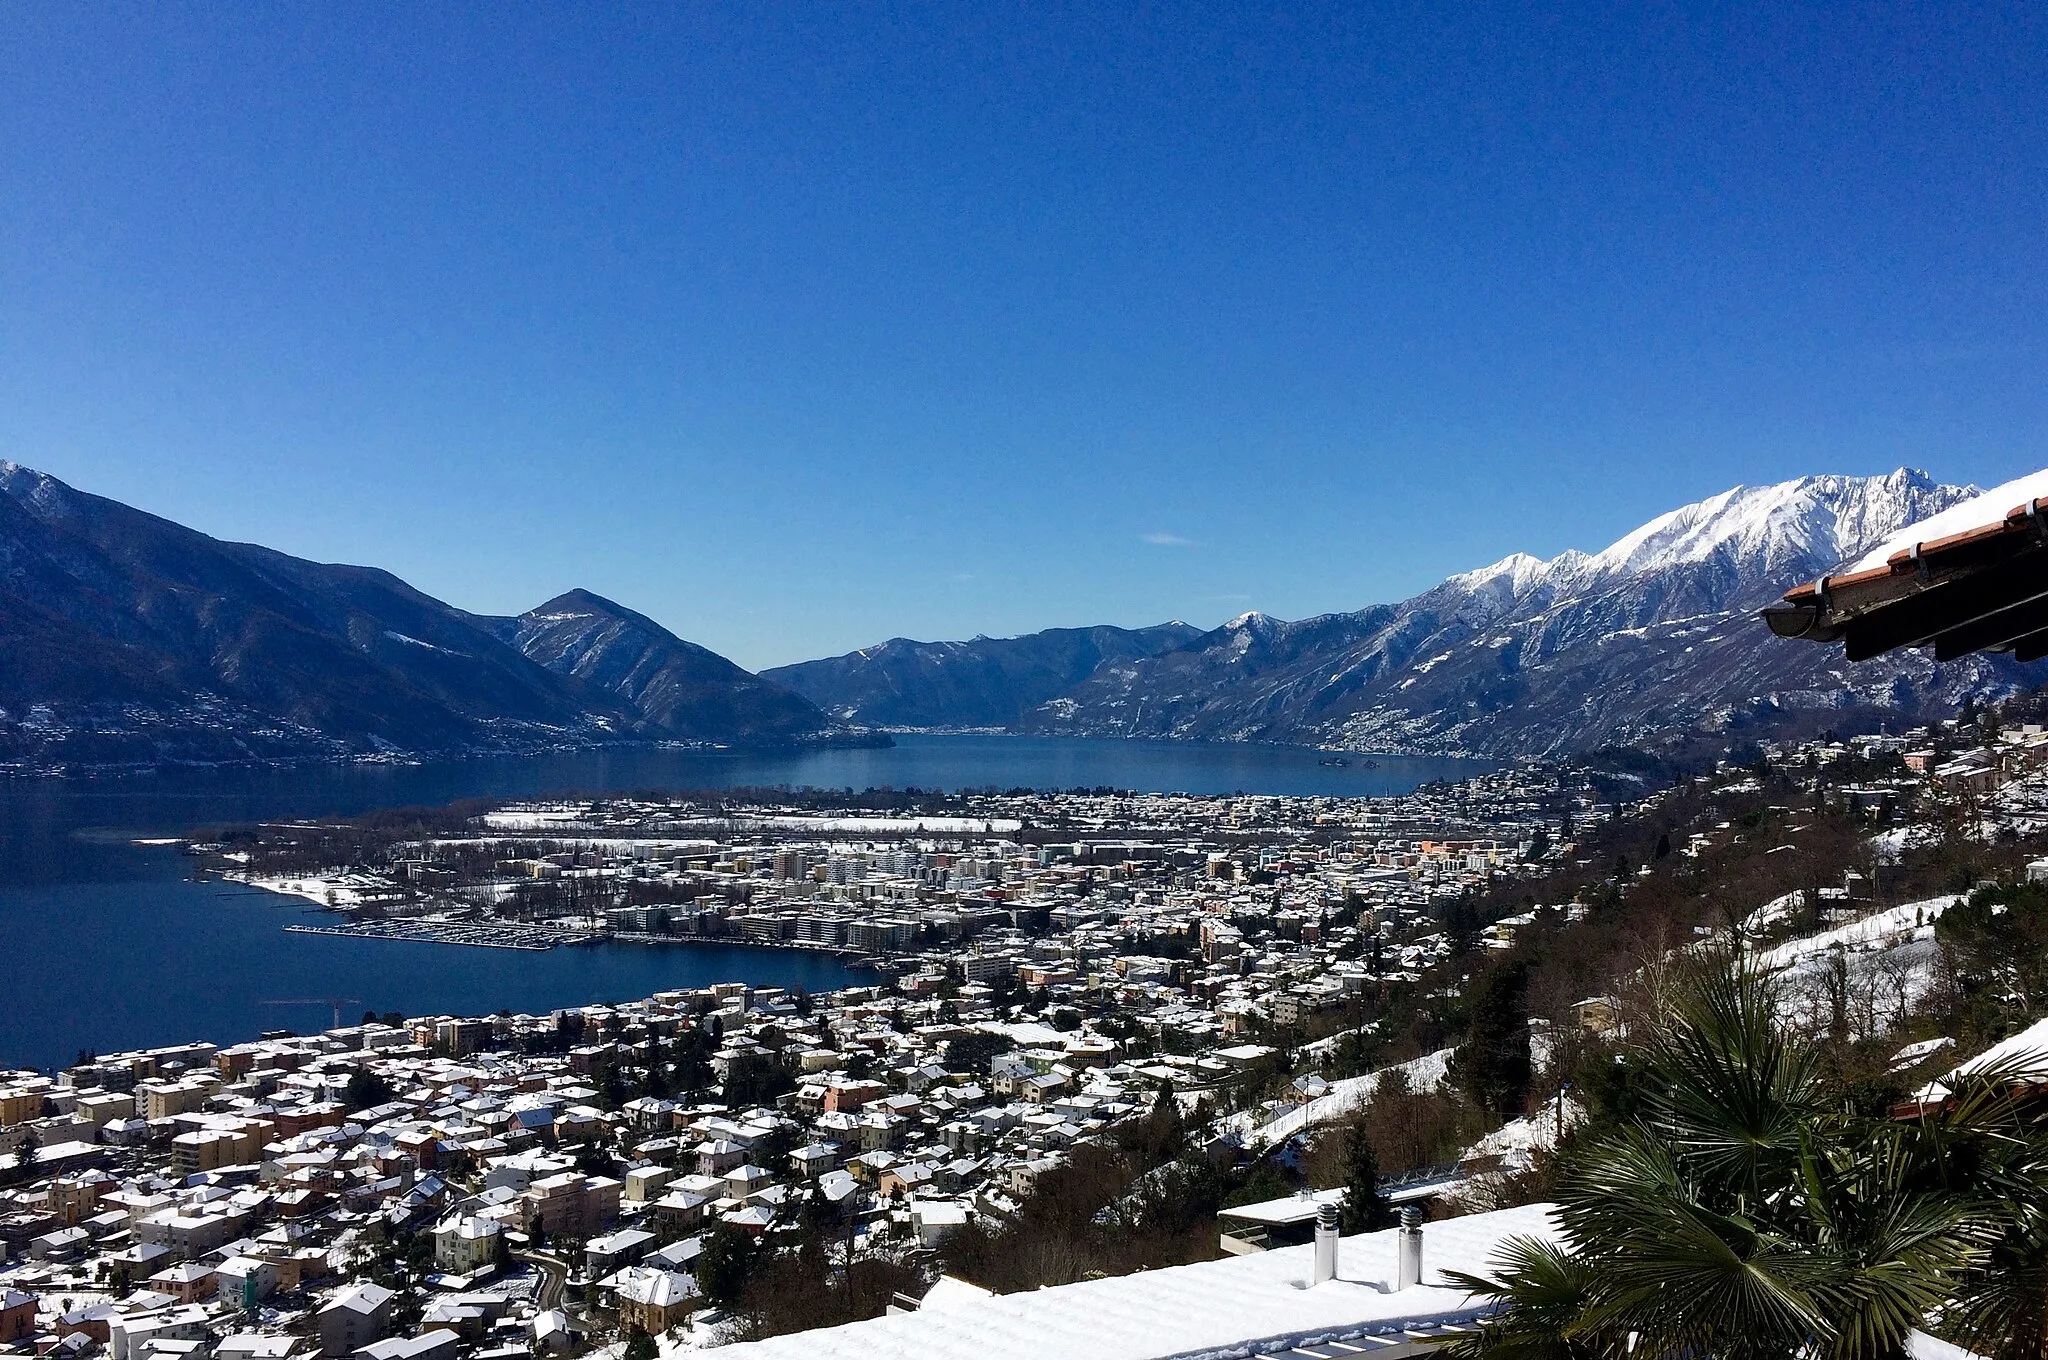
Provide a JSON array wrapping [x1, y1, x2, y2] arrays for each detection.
[[1763, 491, 2048, 661]]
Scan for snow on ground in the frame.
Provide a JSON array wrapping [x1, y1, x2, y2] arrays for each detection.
[[480, 808, 592, 830], [1742, 889, 1808, 935], [1460, 1097, 1580, 1174], [1444, 1096, 1588, 1209], [234, 873, 381, 907], [1298, 1026, 1373, 1060], [423, 835, 722, 855], [1754, 895, 1958, 971], [1869, 824, 1940, 864], [1242, 1048, 1453, 1149], [477, 809, 1021, 835], [733, 816, 1024, 834], [1757, 896, 1958, 1040]]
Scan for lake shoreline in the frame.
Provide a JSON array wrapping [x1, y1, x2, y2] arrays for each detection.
[[0, 734, 1490, 1068]]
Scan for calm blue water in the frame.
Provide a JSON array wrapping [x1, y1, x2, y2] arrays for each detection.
[[0, 736, 1483, 1069]]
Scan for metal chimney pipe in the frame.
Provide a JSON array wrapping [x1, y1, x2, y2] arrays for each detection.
[[1396, 1206, 1423, 1290], [1313, 1201, 1340, 1285]]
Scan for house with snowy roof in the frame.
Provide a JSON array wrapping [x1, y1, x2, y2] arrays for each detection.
[[1896, 1014, 2048, 1118], [352, 1328, 458, 1360], [612, 1266, 699, 1334], [315, 1282, 396, 1357], [0, 1291, 39, 1345]]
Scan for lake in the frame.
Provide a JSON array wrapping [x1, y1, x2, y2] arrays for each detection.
[[0, 735, 1484, 1069]]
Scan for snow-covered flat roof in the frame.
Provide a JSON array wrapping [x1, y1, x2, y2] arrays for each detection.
[[1216, 1187, 1345, 1226], [705, 1203, 1559, 1360]]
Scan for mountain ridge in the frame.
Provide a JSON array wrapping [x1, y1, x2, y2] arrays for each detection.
[[764, 621, 1205, 728], [0, 461, 830, 768], [510, 589, 823, 742], [4, 460, 2039, 769], [779, 469, 2045, 756]]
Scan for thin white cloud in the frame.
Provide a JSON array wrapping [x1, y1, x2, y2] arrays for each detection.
[[1142, 531, 1195, 547]]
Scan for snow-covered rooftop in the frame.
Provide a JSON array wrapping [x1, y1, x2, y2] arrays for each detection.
[[704, 1203, 1560, 1360], [1846, 466, 2048, 574], [1915, 1016, 2048, 1106], [1216, 1187, 1345, 1226]]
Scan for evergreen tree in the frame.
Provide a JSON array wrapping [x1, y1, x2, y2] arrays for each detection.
[[1338, 1125, 1394, 1233], [1451, 961, 1531, 1118], [573, 1138, 614, 1178], [674, 1027, 715, 1094], [695, 1224, 757, 1307], [1136, 1081, 1186, 1165], [1443, 898, 1484, 956], [345, 1069, 396, 1111], [12, 1129, 39, 1181], [598, 1062, 627, 1110]]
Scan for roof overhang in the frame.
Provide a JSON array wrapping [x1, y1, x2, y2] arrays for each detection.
[[1763, 494, 2048, 661]]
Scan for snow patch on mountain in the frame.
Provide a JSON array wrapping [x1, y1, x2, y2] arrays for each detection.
[[1447, 552, 1551, 596]]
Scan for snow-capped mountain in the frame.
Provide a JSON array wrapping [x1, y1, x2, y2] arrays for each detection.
[[1017, 469, 2043, 755]]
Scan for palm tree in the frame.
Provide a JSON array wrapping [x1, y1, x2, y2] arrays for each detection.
[[1450, 961, 2026, 1360], [1930, 1059, 2048, 1360]]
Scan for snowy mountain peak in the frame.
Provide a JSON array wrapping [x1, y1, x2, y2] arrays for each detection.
[[1570, 468, 1966, 582], [1022, 466, 2031, 756], [1451, 552, 1544, 586], [1447, 552, 1552, 598], [1846, 467, 2048, 573], [1432, 468, 1975, 608], [0, 460, 86, 520]]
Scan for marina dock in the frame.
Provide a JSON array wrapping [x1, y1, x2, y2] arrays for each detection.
[[283, 920, 600, 951]]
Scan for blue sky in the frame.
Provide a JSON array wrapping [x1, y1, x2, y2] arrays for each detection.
[[5, 3, 2048, 669]]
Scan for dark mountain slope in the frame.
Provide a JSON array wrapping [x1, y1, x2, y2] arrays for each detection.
[[511, 590, 823, 742], [763, 622, 1205, 727], [0, 462, 591, 750], [0, 462, 824, 765]]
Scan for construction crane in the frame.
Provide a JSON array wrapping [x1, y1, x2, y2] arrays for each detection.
[[257, 998, 364, 1031]]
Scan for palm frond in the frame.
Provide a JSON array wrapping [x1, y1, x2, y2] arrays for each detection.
[[1441, 1235, 1612, 1360]]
